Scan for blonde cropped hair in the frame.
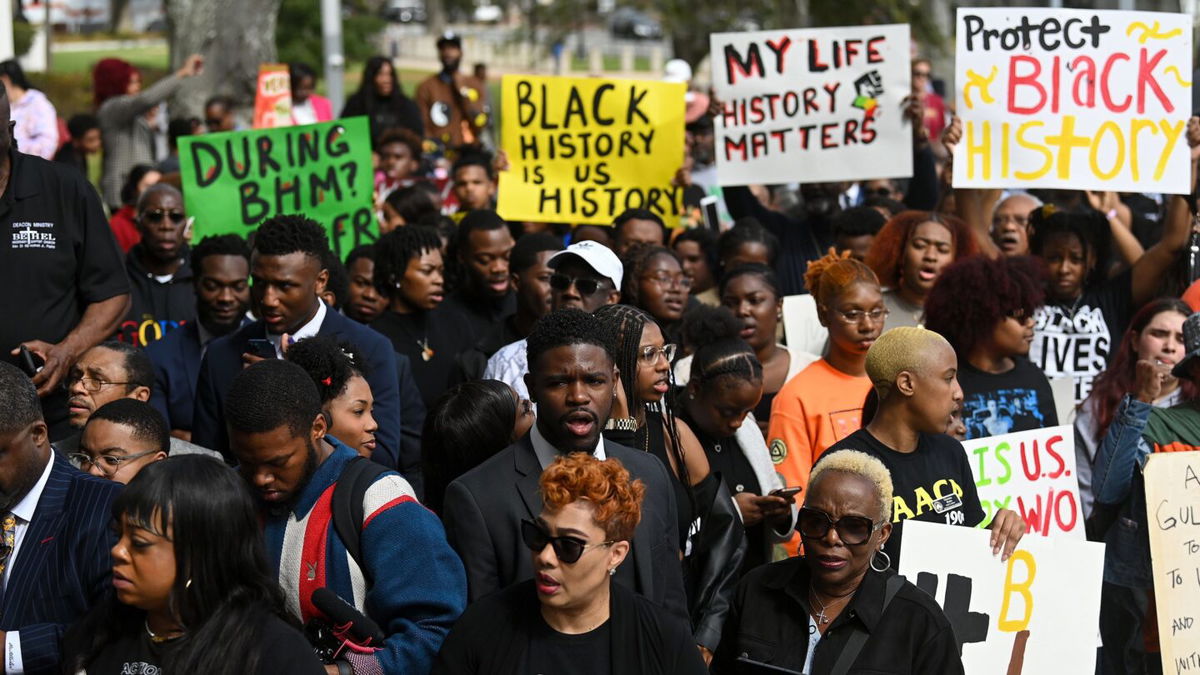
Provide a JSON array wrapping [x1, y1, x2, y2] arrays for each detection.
[[865, 326, 951, 397], [809, 450, 894, 523]]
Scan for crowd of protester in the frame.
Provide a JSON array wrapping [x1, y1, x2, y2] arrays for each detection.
[[0, 26, 1196, 675]]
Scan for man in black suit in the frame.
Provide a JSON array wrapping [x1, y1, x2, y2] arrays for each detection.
[[442, 308, 687, 619], [0, 362, 121, 674], [191, 215, 425, 483]]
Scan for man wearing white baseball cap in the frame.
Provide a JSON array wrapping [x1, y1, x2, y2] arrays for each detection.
[[484, 240, 622, 398]]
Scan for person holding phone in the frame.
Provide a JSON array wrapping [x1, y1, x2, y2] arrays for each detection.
[[677, 304, 797, 571]]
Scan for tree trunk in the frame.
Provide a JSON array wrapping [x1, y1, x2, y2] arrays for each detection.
[[427, 0, 446, 36], [164, 0, 282, 118]]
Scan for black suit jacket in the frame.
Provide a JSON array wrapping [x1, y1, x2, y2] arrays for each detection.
[[144, 320, 204, 432], [0, 453, 121, 675], [190, 306, 425, 478], [442, 436, 688, 620]]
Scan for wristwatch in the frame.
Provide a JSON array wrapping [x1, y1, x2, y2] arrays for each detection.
[[605, 417, 639, 431]]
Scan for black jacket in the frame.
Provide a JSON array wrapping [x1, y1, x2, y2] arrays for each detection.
[[441, 435, 689, 621], [432, 579, 707, 675], [713, 558, 964, 675], [121, 244, 196, 347]]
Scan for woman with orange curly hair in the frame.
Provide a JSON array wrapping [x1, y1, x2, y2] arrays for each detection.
[[434, 453, 706, 675], [924, 255, 1057, 440], [864, 211, 979, 329], [767, 249, 886, 556]]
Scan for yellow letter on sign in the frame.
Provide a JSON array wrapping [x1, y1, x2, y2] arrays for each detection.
[[999, 550, 1037, 632]]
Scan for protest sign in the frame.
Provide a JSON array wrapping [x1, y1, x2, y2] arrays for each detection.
[[179, 117, 375, 257], [952, 8, 1192, 194], [1145, 452, 1200, 674], [709, 24, 912, 186], [963, 425, 1084, 539], [496, 74, 686, 226], [253, 64, 292, 129], [900, 520, 1104, 674]]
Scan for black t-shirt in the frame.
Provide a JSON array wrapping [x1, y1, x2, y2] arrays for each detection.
[[825, 429, 985, 565], [84, 615, 325, 675], [0, 150, 127, 361], [370, 306, 476, 408], [1030, 269, 1132, 404], [957, 357, 1059, 440], [523, 615, 612, 675]]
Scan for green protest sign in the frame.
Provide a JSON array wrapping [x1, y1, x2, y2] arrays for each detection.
[[179, 117, 376, 257]]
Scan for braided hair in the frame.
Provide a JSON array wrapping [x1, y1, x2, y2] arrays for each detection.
[[593, 304, 695, 514], [284, 335, 367, 406], [685, 305, 763, 387]]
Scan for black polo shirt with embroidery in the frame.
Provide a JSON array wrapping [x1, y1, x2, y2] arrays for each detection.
[[0, 150, 128, 362]]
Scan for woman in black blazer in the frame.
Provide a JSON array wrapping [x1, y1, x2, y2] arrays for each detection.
[[433, 452, 707, 675]]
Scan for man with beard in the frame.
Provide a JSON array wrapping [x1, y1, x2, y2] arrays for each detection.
[[0, 361, 121, 674], [441, 209, 515, 339], [226, 359, 465, 675], [443, 308, 687, 619], [144, 234, 249, 440], [120, 184, 194, 347], [415, 32, 488, 150]]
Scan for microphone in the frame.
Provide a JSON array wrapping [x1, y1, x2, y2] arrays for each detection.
[[311, 588, 386, 647]]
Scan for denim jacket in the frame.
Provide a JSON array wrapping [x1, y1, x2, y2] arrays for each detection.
[[1091, 395, 1155, 589]]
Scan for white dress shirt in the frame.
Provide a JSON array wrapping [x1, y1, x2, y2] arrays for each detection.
[[268, 300, 327, 357], [530, 421, 605, 470], [5, 450, 54, 674]]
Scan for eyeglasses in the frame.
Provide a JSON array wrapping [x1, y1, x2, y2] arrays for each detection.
[[520, 519, 613, 564], [797, 507, 883, 546], [69, 450, 159, 477], [65, 374, 132, 393], [833, 308, 889, 325], [142, 209, 186, 224], [638, 343, 677, 364], [641, 272, 693, 290], [549, 273, 608, 297]]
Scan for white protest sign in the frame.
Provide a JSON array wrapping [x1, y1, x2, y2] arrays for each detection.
[[1145, 452, 1200, 674], [962, 425, 1084, 539], [710, 24, 912, 186], [953, 8, 1192, 194], [899, 520, 1104, 674]]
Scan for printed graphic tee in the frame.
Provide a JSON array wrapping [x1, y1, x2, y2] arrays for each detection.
[[824, 429, 985, 565], [1030, 271, 1132, 405], [956, 357, 1059, 440]]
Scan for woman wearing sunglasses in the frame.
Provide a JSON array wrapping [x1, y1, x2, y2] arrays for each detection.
[[714, 450, 964, 674], [434, 452, 707, 674], [124, 183, 195, 348], [596, 303, 744, 665]]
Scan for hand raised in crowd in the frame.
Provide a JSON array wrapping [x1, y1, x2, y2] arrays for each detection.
[[176, 53, 204, 78], [941, 116, 962, 156], [901, 94, 928, 146], [493, 149, 509, 173], [1134, 358, 1171, 403], [10, 339, 74, 396], [987, 508, 1026, 562], [734, 492, 793, 529]]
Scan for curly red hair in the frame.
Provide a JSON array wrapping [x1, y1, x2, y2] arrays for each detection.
[[865, 211, 978, 289], [923, 255, 1044, 358], [540, 453, 645, 541], [804, 248, 880, 307]]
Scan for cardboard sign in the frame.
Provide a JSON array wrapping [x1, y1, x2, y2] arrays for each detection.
[[710, 24, 912, 186], [253, 64, 293, 129], [899, 520, 1104, 674], [179, 117, 376, 257], [496, 74, 686, 225], [952, 8, 1192, 194], [963, 425, 1084, 539], [1145, 452, 1200, 674]]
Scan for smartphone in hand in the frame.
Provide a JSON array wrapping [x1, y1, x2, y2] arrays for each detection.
[[246, 338, 277, 360]]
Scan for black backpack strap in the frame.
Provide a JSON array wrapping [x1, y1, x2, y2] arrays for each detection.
[[828, 575, 906, 675], [332, 457, 391, 582]]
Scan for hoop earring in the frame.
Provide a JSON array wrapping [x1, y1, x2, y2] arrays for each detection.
[[870, 549, 891, 573]]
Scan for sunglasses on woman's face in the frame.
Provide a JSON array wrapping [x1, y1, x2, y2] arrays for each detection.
[[549, 273, 607, 297], [520, 519, 613, 564], [797, 507, 882, 546]]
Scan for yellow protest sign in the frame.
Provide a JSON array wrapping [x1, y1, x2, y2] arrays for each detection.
[[497, 74, 686, 225]]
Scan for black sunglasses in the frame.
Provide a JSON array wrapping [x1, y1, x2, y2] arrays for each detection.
[[142, 209, 186, 225], [549, 272, 607, 297], [520, 519, 613, 564], [797, 507, 882, 546]]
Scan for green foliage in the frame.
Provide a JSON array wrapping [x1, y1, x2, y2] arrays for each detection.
[[276, 0, 387, 70], [12, 20, 34, 57]]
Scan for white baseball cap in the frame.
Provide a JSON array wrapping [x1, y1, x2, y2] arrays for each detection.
[[547, 240, 623, 289]]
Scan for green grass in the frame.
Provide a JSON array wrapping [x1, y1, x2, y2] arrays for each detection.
[[50, 44, 169, 75]]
